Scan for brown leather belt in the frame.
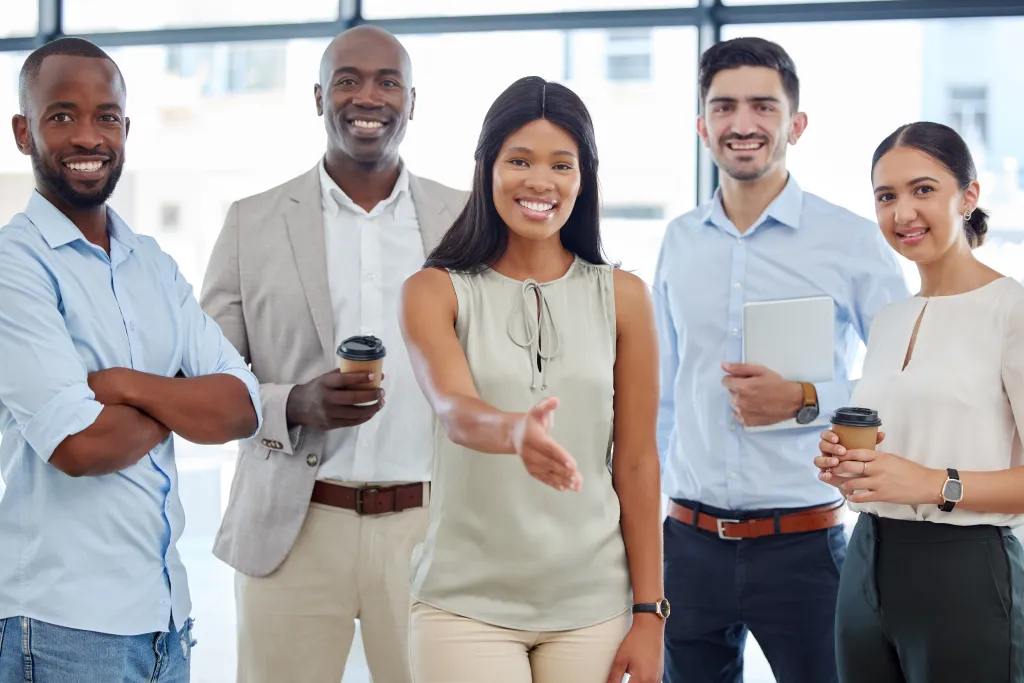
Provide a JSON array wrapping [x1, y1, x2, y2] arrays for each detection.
[[311, 481, 425, 515], [668, 500, 845, 540]]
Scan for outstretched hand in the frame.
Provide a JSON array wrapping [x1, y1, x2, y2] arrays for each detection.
[[512, 397, 581, 492]]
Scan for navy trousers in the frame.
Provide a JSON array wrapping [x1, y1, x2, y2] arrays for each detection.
[[663, 499, 845, 683]]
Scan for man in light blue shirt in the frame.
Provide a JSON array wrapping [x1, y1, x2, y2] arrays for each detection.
[[654, 38, 909, 683], [0, 39, 261, 683]]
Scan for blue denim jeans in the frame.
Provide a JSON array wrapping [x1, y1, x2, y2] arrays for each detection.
[[0, 616, 193, 683]]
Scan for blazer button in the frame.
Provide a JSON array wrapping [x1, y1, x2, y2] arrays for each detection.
[[261, 439, 271, 448], [306, 454, 319, 467]]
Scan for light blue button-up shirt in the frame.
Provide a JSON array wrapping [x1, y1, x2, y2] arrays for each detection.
[[653, 176, 910, 511], [0, 192, 261, 636]]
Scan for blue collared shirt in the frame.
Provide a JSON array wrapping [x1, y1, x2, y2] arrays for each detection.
[[0, 192, 262, 636], [653, 176, 910, 510]]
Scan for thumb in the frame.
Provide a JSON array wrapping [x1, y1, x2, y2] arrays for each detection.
[[529, 397, 560, 419], [876, 431, 886, 445]]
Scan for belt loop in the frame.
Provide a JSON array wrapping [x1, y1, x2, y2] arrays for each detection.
[[690, 501, 700, 527], [773, 510, 782, 534]]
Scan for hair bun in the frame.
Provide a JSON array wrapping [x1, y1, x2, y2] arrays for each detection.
[[966, 207, 989, 248]]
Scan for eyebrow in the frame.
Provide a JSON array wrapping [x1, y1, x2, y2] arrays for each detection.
[[873, 176, 941, 193], [331, 66, 405, 79], [708, 96, 782, 105], [44, 101, 122, 113], [506, 146, 578, 158]]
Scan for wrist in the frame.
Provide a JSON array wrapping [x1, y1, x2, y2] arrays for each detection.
[[116, 368, 144, 406], [924, 467, 947, 505], [285, 384, 307, 428], [790, 381, 807, 416], [505, 411, 528, 454]]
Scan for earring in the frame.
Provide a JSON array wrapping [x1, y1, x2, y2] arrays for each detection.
[[964, 209, 973, 221]]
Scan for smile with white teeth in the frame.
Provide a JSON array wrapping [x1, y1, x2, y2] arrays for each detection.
[[517, 199, 555, 212], [351, 120, 384, 129], [897, 228, 929, 239], [726, 141, 764, 151], [64, 160, 105, 172]]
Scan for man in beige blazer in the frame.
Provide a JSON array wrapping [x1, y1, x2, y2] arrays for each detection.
[[200, 26, 466, 683]]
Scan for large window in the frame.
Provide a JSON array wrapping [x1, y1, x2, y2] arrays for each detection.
[[62, 0, 340, 32], [363, 0, 696, 18]]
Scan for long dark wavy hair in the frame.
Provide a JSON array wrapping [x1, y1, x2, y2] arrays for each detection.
[[424, 76, 610, 272]]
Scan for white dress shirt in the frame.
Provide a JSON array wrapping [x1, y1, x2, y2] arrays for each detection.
[[850, 277, 1024, 527], [316, 160, 433, 484]]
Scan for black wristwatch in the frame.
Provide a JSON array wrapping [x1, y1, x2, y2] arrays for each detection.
[[795, 382, 819, 425], [632, 599, 671, 620], [939, 468, 963, 512]]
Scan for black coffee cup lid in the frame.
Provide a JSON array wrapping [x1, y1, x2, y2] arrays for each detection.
[[830, 407, 881, 428], [337, 335, 386, 361]]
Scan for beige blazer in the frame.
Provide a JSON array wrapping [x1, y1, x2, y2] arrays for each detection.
[[200, 162, 467, 577]]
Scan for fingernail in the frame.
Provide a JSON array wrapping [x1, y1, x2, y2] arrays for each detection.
[[830, 458, 839, 466], [367, 373, 376, 381], [837, 447, 845, 455]]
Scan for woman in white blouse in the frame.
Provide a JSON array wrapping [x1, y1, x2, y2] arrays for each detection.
[[815, 121, 1024, 683]]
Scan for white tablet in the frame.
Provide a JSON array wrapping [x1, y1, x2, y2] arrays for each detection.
[[741, 296, 835, 431]]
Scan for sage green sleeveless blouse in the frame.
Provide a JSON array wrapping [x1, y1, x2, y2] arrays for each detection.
[[409, 256, 632, 631]]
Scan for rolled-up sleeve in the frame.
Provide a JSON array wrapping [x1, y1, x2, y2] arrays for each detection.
[[172, 258, 263, 436], [0, 241, 103, 461]]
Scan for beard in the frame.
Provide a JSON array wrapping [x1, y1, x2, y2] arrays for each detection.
[[30, 137, 124, 209], [716, 135, 786, 182]]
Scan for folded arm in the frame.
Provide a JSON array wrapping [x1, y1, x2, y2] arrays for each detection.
[[0, 241, 170, 477], [90, 368, 257, 445]]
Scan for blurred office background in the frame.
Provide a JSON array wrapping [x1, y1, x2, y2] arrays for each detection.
[[2, 1, 1024, 680]]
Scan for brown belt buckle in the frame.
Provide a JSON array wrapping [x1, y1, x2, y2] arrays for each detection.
[[716, 518, 742, 541], [355, 487, 380, 515]]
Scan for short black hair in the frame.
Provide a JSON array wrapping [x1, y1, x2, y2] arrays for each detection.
[[19, 37, 125, 115], [699, 37, 799, 111]]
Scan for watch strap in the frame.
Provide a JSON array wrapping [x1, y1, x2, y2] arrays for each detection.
[[939, 467, 960, 512], [800, 381, 818, 408]]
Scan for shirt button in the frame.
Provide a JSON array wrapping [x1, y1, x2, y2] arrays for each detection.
[[733, 282, 741, 289], [130, 321, 137, 330], [730, 472, 738, 479], [306, 454, 319, 467], [729, 424, 736, 431], [731, 328, 740, 337], [365, 272, 377, 280]]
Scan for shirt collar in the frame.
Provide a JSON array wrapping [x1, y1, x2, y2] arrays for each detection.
[[318, 157, 410, 219], [25, 190, 138, 251], [702, 174, 804, 234]]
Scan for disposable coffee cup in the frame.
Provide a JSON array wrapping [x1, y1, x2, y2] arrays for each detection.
[[829, 407, 882, 477], [337, 336, 386, 402]]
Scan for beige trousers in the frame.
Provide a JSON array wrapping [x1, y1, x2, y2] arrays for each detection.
[[409, 601, 631, 683], [235, 490, 429, 683]]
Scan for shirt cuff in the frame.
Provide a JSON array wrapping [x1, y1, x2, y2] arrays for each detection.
[[813, 378, 855, 428], [218, 367, 263, 437], [22, 383, 104, 462]]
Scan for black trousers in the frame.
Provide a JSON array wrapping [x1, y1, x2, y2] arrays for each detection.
[[664, 499, 845, 683], [837, 513, 1024, 683]]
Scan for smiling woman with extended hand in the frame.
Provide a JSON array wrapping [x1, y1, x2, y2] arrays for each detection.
[[815, 121, 1024, 683], [399, 76, 665, 683]]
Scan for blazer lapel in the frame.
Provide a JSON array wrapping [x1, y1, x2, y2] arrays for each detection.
[[409, 174, 455, 255], [285, 165, 335, 363]]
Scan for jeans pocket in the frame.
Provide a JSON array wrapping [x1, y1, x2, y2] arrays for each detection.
[[179, 618, 197, 659], [0, 617, 6, 658]]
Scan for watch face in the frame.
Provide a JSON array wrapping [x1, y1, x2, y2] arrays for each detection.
[[659, 599, 671, 618], [943, 479, 964, 501], [796, 406, 819, 424]]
